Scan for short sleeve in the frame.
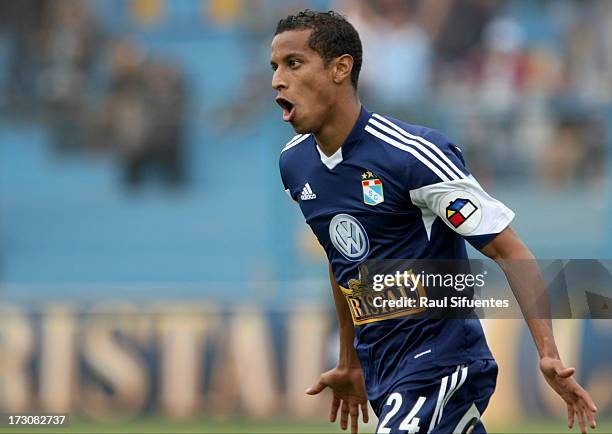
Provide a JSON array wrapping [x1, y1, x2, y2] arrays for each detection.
[[406, 132, 514, 249]]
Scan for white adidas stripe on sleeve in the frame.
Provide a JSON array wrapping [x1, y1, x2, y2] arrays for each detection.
[[372, 113, 466, 180], [365, 125, 452, 182], [286, 134, 302, 146], [368, 118, 462, 181], [281, 134, 310, 153]]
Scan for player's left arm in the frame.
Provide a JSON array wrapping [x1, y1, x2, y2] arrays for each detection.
[[406, 131, 597, 432], [480, 227, 598, 434]]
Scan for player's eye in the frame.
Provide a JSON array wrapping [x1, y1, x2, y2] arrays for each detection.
[[288, 59, 301, 69], [270, 64, 278, 71]]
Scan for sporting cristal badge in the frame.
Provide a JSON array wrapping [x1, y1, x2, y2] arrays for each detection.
[[361, 170, 384, 206]]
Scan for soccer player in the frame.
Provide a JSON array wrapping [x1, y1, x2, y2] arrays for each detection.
[[271, 10, 597, 434]]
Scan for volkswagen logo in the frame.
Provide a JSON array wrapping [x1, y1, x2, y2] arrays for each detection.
[[329, 214, 370, 261]]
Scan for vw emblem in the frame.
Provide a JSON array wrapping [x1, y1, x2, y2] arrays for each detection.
[[329, 214, 370, 261]]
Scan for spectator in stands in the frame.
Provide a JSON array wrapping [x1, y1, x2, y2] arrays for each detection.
[[143, 59, 187, 187], [102, 38, 149, 182], [543, 113, 605, 188], [38, 0, 98, 153], [0, 0, 48, 110], [99, 38, 186, 189], [429, 0, 497, 65], [342, 0, 432, 118]]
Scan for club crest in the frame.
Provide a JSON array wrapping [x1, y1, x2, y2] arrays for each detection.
[[361, 170, 384, 206]]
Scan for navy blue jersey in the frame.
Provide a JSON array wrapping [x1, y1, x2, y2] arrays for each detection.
[[279, 107, 514, 400]]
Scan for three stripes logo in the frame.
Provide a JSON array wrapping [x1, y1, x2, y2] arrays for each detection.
[[364, 113, 467, 184], [300, 183, 317, 201], [429, 365, 470, 432], [376, 364, 473, 434]]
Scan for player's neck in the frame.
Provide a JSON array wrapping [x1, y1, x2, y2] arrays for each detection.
[[315, 98, 361, 157]]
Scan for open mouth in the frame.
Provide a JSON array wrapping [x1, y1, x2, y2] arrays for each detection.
[[275, 97, 295, 122]]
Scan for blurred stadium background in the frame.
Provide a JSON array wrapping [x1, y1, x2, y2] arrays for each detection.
[[0, 0, 610, 432]]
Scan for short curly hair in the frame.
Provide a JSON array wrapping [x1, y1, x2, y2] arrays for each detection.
[[274, 9, 362, 90]]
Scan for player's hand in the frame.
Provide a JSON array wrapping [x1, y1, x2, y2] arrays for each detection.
[[539, 357, 597, 434], [306, 366, 369, 433]]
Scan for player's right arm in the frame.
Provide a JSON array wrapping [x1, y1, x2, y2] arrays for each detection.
[[305, 264, 369, 434], [328, 264, 360, 371], [279, 140, 368, 432]]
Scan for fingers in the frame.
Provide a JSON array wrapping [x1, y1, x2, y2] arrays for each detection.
[[361, 401, 369, 423], [571, 386, 597, 430], [306, 380, 327, 395], [570, 403, 596, 434], [330, 396, 340, 422], [332, 398, 367, 433], [578, 389, 598, 413], [576, 404, 586, 434], [567, 405, 574, 429], [578, 392, 598, 429], [340, 400, 349, 431], [333, 399, 367, 433], [350, 402, 359, 434], [547, 365, 598, 433], [584, 403, 597, 430], [576, 397, 597, 430]]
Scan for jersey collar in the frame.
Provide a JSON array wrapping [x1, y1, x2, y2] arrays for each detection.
[[315, 106, 371, 170]]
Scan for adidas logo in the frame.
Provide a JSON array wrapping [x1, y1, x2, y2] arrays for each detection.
[[300, 183, 317, 200]]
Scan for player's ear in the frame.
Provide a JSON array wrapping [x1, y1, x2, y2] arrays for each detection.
[[332, 54, 353, 84]]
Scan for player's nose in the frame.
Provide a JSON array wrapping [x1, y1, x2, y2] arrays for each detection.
[[272, 69, 287, 91]]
